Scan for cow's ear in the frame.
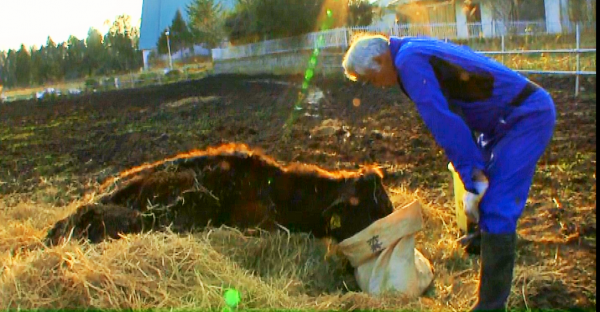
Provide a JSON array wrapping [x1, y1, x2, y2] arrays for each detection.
[[361, 167, 384, 182], [329, 213, 342, 230], [322, 200, 344, 231]]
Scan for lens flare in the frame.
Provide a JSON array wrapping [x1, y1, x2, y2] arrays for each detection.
[[283, 0, 340, 135], [224, 288, 241, 307]]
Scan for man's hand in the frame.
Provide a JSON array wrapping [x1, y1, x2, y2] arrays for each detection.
[[463, 169, 489, 223], [463, 181, 489, 223]]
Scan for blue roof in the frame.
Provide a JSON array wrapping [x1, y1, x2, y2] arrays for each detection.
[[139, 0, 236, 50]]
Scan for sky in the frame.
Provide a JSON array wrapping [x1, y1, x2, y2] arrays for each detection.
[[0, 0, 144, 51]]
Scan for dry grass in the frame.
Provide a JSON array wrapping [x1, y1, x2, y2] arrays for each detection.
[[0, 181, 480, 311], [3, 178, 593, 311], [6, 199, 599, 309]]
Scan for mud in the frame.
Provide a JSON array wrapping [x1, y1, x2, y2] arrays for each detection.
[[0, 73, 595, 309]]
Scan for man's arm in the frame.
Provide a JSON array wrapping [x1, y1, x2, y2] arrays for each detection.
[[395, 51, 486, 193]]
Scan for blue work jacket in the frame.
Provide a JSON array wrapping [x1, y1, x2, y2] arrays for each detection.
[[389, 36, 550, 194]]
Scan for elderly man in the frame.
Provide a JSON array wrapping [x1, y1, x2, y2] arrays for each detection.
[[342, 34, 556, 311]]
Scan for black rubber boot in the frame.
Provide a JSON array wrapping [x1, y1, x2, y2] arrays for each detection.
[[458, 222, 482, 255], [470, 231, 517, 311]]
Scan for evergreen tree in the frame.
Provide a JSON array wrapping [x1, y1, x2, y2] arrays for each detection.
[[224, 0, 350, 43], [104, 15, 142, 73], [348, 0, 374, 26], [84, 28, 105, 76], [3, 50, 17, 88], [187, 0, 226, 49], [29, 46, 44, 85], [44, 37, 62, 82], [65, 35, 86, 79], [15, 45, 31, 87], [157, 10, 193, 55]]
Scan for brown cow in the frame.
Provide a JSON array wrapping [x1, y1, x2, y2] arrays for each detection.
[[45, 143, 394, 246]]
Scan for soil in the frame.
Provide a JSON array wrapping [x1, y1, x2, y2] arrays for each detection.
[[0, 73, 596, 309]]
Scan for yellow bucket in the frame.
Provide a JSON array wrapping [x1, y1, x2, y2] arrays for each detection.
[[448, 162, 468, 233]]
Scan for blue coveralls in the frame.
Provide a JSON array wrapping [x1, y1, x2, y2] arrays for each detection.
[[389, 36, 556, 234]]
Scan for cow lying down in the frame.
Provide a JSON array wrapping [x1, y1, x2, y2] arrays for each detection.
[[45, 143, 395, 246]]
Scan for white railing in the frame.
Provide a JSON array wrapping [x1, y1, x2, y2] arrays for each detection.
[[212, 28, 349, 61], [212, 21, 595, 61], [212, 23, 596, 96]]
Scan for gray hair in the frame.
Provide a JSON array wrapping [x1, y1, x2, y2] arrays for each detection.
[[342, 34, 390, 81]]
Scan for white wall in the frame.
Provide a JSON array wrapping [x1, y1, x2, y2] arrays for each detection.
[[560, 0, 572, 32], [545, 0, 564, 33], [142, 44, 212, 70], [214, 51, 341, 75], [479, 0, 495, 37], [159, 44, 211, 62], [143, 50, 151, 70], [454, 1, 469, 38], [372, 13, 398, 28]]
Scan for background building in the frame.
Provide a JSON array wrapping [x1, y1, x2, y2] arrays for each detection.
[[370, 0, 580, 38]]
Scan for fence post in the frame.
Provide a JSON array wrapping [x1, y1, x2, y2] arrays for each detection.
[[575, 23, 580, 97], [343, 27, 349, 49], [501, 35, 505, 65]]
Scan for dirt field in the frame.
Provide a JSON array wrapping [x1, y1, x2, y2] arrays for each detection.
[[0, 73, 596, 310]]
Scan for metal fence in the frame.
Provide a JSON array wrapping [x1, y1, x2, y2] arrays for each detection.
[[212, 21, 596, 60], [212, 21, 596, 96], [211, 28, 349, 61], [476, 23, 595, 96], [349, 21, 552, 39]]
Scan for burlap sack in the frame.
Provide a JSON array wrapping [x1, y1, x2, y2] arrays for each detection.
[[337, 200, 434, 296]]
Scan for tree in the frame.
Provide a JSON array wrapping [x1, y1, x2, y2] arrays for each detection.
[[0, 51, 8, 88], [187, 0, 227, 48], [65, 35, 86, 79], [170, 10, 192, 53], [224, 0, 351, 43], [568, 0, 596, 22], [0, 13, 143, 88], [15, 44, 31, 87], [84, 28, 105, 76], [42, 37, 64, 82], [348, 0, 373, 26], [251, 0, 326, 39], [55, 41, 68, 81], [2, 50, 17, 88], [104, 14, 142, 73], [29, 46, 44, 85], [224, 0, 259, 44], [0, 51, 4, 86], [157, 9, 193, 55], [486, 0, 519, 32]]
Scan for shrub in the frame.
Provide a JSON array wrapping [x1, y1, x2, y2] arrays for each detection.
[[165, 69, 183, 82], [137, 72, 160, 86], [85, 78, 100, 92]]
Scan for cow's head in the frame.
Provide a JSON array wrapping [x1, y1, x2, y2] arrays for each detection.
[[44, 203, 145, 246], [322, 166, 394, 242]]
